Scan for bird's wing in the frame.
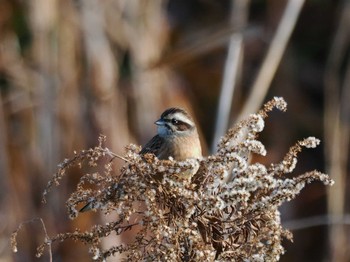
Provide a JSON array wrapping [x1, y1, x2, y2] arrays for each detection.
[[140, 135, 163, 156]]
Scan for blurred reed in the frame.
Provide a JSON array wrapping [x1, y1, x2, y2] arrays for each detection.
[[324, 1, 350, 261], [0, 0, 348, 261]]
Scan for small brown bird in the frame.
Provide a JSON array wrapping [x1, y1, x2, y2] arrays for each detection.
[[140, 107, 202, 160], [80, 107, 202, 212]]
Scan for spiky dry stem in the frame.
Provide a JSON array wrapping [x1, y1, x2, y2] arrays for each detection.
[[13, 97, 333, 261]]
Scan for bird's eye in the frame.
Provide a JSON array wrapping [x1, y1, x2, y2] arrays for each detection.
[[172, 119, 179, 125]]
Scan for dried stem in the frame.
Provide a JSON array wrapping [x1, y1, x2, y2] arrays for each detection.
[[238, 0, 305, 121], [324, 1, 350, 261], [212, 0, 249, 152], [12, 97, 333, 261]]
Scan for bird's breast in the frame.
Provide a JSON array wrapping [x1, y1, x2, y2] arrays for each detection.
[[157, 135, 202, 161]]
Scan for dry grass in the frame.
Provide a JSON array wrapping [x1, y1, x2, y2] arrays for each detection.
[[1, 1, 348, 261], [12, 98, 333, 261]]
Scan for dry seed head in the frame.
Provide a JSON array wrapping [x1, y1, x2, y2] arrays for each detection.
[[12, 97, 333, 261]]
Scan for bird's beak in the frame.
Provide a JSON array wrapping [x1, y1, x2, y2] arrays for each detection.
[[155, 119, 165, 126]]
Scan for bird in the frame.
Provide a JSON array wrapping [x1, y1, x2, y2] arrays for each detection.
[[140, 107, 202, 160], [79, 107, 202, 212]]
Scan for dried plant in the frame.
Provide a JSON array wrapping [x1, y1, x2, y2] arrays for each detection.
[[12, 97, 334, 261]]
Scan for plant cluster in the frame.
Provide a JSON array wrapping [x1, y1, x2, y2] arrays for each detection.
[[12, 97, 334, 261]]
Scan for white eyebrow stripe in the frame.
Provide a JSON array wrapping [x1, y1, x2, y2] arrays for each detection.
[[171, 112, 194, 126]]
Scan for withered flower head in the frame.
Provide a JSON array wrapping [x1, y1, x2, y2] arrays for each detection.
[[13, 97, 334, 261]]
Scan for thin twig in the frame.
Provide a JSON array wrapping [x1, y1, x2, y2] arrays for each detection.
[[12, 218, 53, 262], [104, 147, 131, 163], [283, 214, 350, 231]]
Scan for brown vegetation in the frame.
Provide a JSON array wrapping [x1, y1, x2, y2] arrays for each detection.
[[1, 0, 349, 261], [12, 98, 333, 261]]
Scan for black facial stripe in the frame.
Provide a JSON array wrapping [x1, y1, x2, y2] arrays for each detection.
[[161, 108, 188, 119], [161, 108, 194, 125], [177, 121, 192, 131], [170, 119, 193, 131], [164, 119, 193, 131]]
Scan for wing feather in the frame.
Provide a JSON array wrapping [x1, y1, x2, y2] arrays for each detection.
[[140, 135, 164, 156]]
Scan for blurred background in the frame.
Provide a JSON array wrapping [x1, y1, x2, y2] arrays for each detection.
[[1, 0, 349, 261]]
